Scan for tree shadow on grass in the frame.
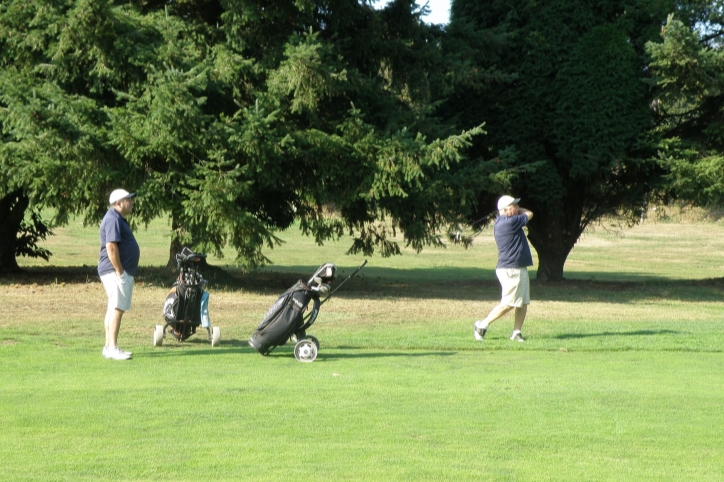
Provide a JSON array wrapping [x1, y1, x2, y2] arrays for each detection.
[[554, 329, 681, 340], [3, 265, 724, 303], [317, 350, 457, 361]]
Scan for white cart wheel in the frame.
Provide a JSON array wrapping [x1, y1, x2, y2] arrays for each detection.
[[211, 326, 221, 347], [153, 325, 164, 346], [294, 339, 318, 362], [306, 335, 320, 350]]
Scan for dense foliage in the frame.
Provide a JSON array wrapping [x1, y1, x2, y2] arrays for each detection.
[[647, 11, 724, 207], [443, 0, 681, 280], [0, 0, 496, 271], [4, 0, 722, 279]]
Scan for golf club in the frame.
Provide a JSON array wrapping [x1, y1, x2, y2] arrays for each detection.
[[448, 208, 499, 247], [320, 259, 368, 306]]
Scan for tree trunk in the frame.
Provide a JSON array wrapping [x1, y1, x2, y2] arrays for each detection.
[[525, 200, 583, 282], [0, 191, 30, 273], [167, 211, 187, 270], [530, 239, 571, 282]]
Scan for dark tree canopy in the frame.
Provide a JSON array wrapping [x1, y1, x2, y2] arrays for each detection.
[[5, 0, 714, 278], [443, 0, 681, 281]]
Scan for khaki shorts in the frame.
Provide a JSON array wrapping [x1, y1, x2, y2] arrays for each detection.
[[496, 268, 530, 308], [101, 271, 134, 313]]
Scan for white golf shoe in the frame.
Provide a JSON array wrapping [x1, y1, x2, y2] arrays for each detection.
[[473, 321, 488, 340], [102, 346, 132, 360]]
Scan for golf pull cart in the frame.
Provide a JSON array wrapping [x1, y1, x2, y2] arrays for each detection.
[[248, 260, 367, 362], [154, 247, 220, 347]]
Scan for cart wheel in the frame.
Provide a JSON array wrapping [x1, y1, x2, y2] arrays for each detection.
[[306, 335, 320, 350], [294, 339, 318, 362], [211, 326, 221, 347], [153, 325, 164, 347]]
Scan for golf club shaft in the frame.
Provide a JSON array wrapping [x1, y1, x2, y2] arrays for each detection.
[[319, 259, 368, 306], [469, 208, 499, 228]]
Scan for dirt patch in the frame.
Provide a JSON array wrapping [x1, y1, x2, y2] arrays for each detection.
[[3, 265, 723, 303]]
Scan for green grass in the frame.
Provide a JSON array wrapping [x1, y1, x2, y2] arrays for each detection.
[[2, 216, 724, 481]]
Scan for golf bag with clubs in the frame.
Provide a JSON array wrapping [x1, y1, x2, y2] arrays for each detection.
[[154, 247, 221, 347], [248, 261, 366, 362]]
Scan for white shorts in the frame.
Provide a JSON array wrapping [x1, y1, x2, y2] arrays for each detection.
[[101, 271, 134, 313], [496, 268, 530, 308]]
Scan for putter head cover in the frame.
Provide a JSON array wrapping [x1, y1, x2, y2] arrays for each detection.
[[309, 263, 337, 295]]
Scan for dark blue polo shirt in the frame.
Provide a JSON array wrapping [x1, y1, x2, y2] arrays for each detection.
[[494, 214, 533, 269], [98, 208, 140, 277]]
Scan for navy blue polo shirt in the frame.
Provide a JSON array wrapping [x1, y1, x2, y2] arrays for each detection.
[[493, 214, 533, 269], [98, 208, 140, 277]]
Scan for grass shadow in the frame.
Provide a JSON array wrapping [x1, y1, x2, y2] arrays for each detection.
[[143, 338, 458, 361], [251, 349, 458, 361], [3, 265, 724, 304], [554, 329, 681, 340], [143, 341, 257, 357], [317, 350, 457, 360]]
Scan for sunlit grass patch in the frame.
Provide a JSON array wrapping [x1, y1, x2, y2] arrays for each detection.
[[3, 216, 724, 481]]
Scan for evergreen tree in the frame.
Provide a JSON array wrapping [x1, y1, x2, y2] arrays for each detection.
[[0, 0, 495, 270], [0, 0, 122, 271], [442, 0, 679, 281], [647, 11, 724, 206]]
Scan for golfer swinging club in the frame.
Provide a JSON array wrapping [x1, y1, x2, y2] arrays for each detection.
[[474, 195, 534, 342]]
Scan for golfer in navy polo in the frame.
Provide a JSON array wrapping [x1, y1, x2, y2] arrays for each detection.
[[474, 195, 534, 342], [98, 189, 140, 360]]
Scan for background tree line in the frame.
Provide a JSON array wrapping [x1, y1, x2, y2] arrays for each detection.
[[1, 0, 722, 281]]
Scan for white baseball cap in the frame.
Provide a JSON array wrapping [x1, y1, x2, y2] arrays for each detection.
[[497, 195, 520, 211], [109, 189, 136, 205]]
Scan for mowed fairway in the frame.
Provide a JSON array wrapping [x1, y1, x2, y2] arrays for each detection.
[[1, 215, 723, 481]]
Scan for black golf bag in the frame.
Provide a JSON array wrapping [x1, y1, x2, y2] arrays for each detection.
[[154, 247, 220, 347], [248, 263, 338, 362]]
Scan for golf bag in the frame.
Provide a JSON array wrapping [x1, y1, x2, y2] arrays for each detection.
[[248, 263, 338, 362], [154, 247, 220, 347]]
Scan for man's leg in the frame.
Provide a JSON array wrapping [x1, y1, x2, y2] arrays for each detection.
[[105, 308, 124, 349], [103, 306, 131, 359], [482, 304, 514, 326], [100, 273, 132, 359], [510, 268, 530, 341], [474, 303, 513, 339], [513, 304, 527, 332]]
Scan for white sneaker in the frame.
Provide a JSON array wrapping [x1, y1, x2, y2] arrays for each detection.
[[102, 346, 132, 360], [510, 331, 524, 342], [473, 321, 488, 340]]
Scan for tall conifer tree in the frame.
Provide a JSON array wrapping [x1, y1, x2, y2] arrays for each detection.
[[443, 0, 679, 281], [0, 0, 493, 270]]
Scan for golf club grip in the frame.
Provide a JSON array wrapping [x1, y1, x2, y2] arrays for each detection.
[[319, 260, 367, 306]]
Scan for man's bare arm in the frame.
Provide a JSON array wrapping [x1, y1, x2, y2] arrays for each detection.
[[106, 242, 124, 276], [518, 207, 534, 220]]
